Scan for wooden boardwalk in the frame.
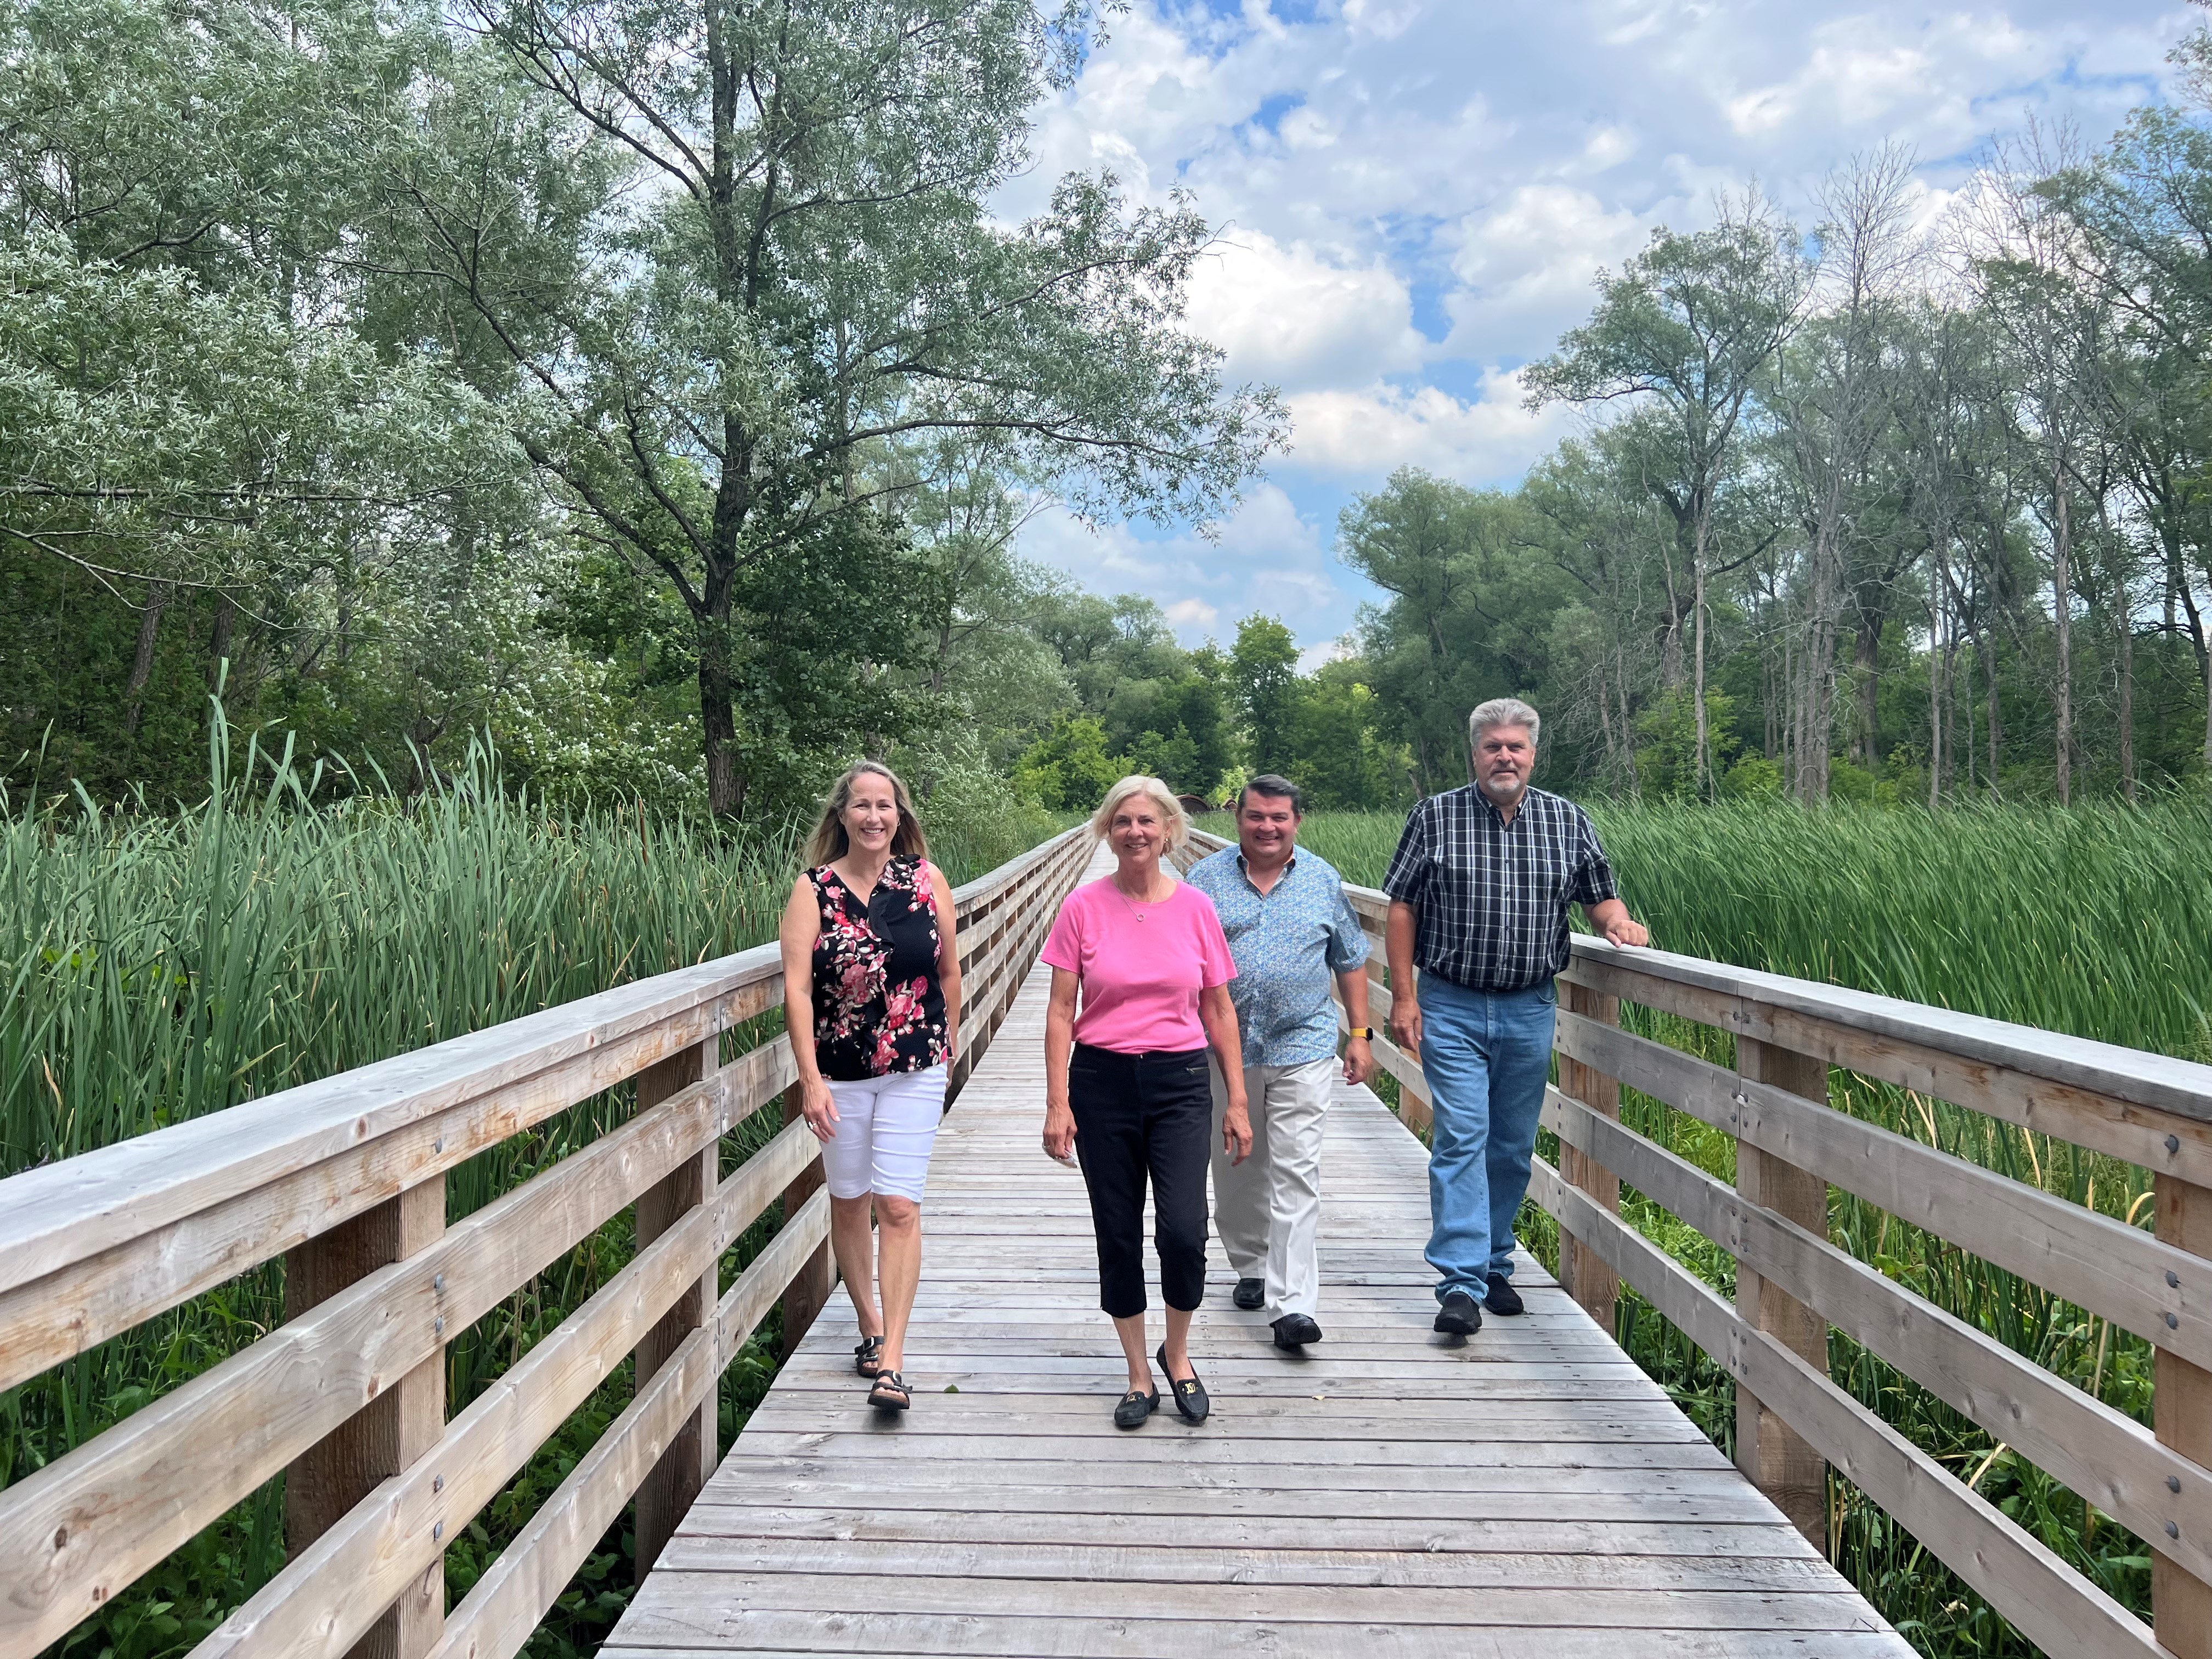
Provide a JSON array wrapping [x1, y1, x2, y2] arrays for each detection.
[[607, 850, 1910, 1658]]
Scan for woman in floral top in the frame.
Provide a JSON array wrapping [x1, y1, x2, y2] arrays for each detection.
[[779, 761, 961, 1412]]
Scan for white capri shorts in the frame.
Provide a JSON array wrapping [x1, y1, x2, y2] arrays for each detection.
[[821, 1063, 948, 1203]]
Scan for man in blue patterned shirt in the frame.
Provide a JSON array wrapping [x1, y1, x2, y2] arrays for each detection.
[[1187, 776, 1375, 1350]]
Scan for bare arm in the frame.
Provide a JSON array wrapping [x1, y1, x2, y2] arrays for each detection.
[[1198, 984, 1252, 1165], [1584, 897, 1649, 948], [778, 876, 839, 1143], [1336, 965, 1375, 1086], [929, 865, 963, 1053], [1385, 900, 1423, 1052], [1042, 967, 1081, 1161]]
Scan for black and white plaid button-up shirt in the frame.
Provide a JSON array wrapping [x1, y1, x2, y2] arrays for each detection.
[[1380, 784, 1619, 992]]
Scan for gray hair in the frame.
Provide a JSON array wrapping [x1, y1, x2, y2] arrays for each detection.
[[1469, 697, 1541, 749]]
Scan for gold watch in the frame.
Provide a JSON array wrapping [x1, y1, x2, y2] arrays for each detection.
[[1347, 1026, 1374, 1040]]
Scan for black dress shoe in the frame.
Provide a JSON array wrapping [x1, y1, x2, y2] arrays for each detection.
[[1113, 1387, 1158, 1429], [1232, 1277, 1266, 1311], [1272, 1313, 1323, 1348], [1434, 1288, 1483, 1336], [1484, 1272, 1525, 1316], [1158, 1342, 1210, 1423]]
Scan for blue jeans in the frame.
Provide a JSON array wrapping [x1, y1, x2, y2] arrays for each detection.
[[1418, 975, 1558, 1302]]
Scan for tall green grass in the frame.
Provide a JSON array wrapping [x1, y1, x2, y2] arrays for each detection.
[[1285, 797, 2212, 1657], [3, 713, 1057, 1658]]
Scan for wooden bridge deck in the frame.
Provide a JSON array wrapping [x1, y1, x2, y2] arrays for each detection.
[[607, 852, 1910, 1659]]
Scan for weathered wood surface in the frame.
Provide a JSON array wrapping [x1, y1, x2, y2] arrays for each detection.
[[609, 845, 1909, 1658]]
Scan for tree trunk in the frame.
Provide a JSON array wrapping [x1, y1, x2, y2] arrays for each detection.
[[2052, 481, 2072, 805], [698, 612, 743, 820], [1927, 600, 1942, 811], [1852, 614, 1882, 768], [1984, 625, 2002, 798], [1692, 504, 1711, 798], [2118, 584, 2136, 806], [123, 582, 172, 736]]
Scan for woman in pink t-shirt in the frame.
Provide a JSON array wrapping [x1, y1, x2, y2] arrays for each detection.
[[1041, 776, 1253, 1430]]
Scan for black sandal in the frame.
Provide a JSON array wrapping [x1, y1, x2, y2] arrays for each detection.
[[1113, 1387, 1158, 1430], [854, 1334, 885, 1379], [868, 1369, 911, 1412], [1158, 1342, 1209, 1424]]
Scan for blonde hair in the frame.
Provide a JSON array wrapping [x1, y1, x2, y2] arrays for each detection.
[[805, 761, 929, 867], [1088, 774, 1188, 853]]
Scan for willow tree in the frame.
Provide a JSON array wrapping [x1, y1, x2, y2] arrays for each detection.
[[383, 0, 1282, 815]]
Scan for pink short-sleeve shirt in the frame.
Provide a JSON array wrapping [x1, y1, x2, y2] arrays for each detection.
[[1040, 878, 1237, 1054]]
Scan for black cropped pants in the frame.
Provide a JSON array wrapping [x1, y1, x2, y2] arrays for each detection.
[[1068, 1042, 1212, 1318]]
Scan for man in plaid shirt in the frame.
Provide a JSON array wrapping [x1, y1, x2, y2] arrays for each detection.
[[1381, 697, 1649, 1336]]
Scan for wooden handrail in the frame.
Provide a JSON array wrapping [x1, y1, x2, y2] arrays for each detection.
[[0, 823, 1096, 1659], [1188, 820, 2212, 1656]]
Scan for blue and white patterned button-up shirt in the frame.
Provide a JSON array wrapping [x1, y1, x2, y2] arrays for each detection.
[[1186, 845, 1370, 1068]]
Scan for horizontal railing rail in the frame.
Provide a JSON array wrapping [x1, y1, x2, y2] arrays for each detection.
[[0, 823, 1096, 1659], [1186, 823, 2210, 1659]]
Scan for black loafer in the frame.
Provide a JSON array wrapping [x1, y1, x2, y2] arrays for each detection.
[[1484, 1272, 1525, 1316], [1434, 1288, 1483, 1336], [1113, 1387, 1158, 1430], [1272, 1313, 1323, 1348], [1232, 1277, 1266, 1311], [1158, 1342, 1210, 1423]]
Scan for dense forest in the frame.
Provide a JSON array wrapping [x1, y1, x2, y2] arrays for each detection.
[[9, 0, 2212, 820]]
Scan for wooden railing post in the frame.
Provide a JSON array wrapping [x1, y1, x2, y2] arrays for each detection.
[[630, 1035, 719, 1575], [283, 1174, 447, 1659], [2155, 1171, 2212, 1659], [778, 1080, 835, 1361], [1733, 1034, 1831, 1548], [1555, 980, 1620, 1333]]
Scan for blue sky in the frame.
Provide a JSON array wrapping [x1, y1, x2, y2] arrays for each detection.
[[1002, 0, 2194, 665]]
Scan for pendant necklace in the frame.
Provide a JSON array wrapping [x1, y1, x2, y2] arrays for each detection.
[[1113, 875, 1166, 922]]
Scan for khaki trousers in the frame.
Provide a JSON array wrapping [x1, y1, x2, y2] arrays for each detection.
[[1208, 1054, 1336, 1319]]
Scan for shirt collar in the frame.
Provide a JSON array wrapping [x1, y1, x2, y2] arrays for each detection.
[[1235, 849, 1298, 887]]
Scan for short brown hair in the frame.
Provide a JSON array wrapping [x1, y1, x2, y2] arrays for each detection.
[[1237, 774, 1304, 816]]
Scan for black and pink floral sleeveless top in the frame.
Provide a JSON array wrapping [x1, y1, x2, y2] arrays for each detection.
[[806, 855, 950, 1081]]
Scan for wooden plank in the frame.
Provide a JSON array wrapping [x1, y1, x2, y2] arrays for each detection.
[[612, 1572, 1892, 1632], [2155, 1172, 2212, 1659], [1559, 934, 2212, 1130], [1546, 1088, 2212, 1587], [1562, 950, 2212, 1182], [686, 1465, 1799, 1513], [776, 1082, 833, 1361], [1555, 1008, 2212, 1366], [1556, 978, 1621, 1330], [1531, 1155, 2164, 1658], [0, 1064, 776, 1657], [633, 1036, 719, 1576], [1731, 1034, 1830, 1548], [193, 1129, 822, 1659], [602, 1632, 1916, 1659], [281, 1176, 447, 1659], [653, 1534, 1847, 1591], [422, 1192, 832, 1659], [666, 1505, 1828, 1557]]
